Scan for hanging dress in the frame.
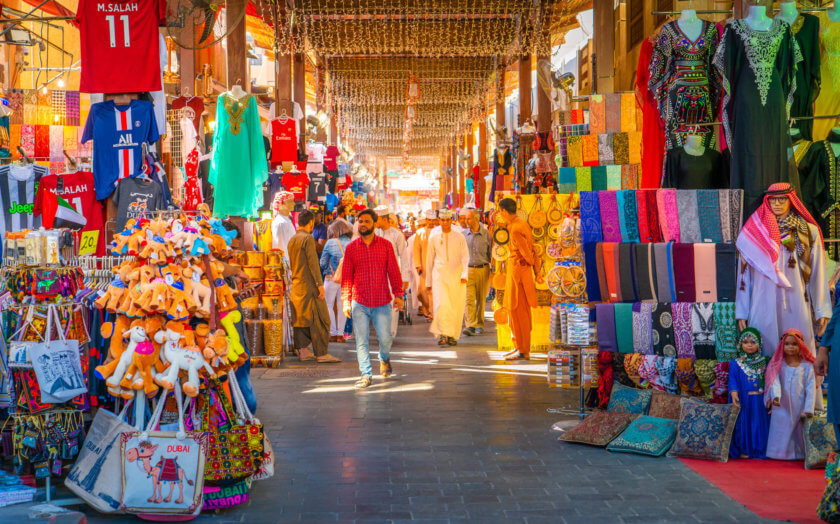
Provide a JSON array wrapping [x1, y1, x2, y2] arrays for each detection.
[[714, 19, 803, 217], [782, 13, 821, 140], [208, 92, 268, 218], [183, 146, 202, 211], [648, 20, 721, 150], [814, 12, 840, 141], [636, 34, 667, 188], [799, 139, 840, 258]]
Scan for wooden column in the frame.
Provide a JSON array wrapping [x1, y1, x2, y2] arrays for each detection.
[[273, 3, 292, 117], [225, 0, 248, 90], [330, 114, 338, 145], [315, 66, 327, 142], [495, 65, 506, 133], [594, 0, 615, 94], [293, 51, 306, 153], [177, 20, 195, 97], [465, 126, 474, 205], [536, 28, 552, 133], [518, 55, 532, 125], [478, 122, 488, 211]]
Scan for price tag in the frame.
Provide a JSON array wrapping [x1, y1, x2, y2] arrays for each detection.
[[78, 230, 99, 256]]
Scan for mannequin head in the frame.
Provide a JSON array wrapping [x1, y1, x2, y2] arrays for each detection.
[[272, 192, 294, 217], [768, 195, 791, 218]]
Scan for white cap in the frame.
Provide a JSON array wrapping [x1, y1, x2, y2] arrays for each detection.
[[439, 209, 453, 220], [458, 208, 470, 217], [373, 204, 390, 217], [424, 209, 437, 220]]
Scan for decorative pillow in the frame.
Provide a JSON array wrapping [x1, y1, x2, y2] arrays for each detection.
[[804, 417, 838, 470], [559, 411, 639, 447], [607, 416, 678, 457], [648, 391, 682, 420], [607, 383, 653, 414], [667, 398, 739, 462]]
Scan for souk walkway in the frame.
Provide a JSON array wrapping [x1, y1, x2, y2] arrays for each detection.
[[88, 318, 786, 523]]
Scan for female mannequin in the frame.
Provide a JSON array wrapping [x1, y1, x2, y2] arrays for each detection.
[[683, 134, 705, 156], [745, 4, 773, 31], [776, 1, 798, 26], [678, 9, 703, 41], [813, 2, 840, 140]]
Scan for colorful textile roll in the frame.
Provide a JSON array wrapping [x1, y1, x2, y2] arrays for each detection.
[[575, 167, 592, 191], [671, 302, 695, 358], [718, 189, 733, 243], [697, 189, 723, 243], [606, 165, 623, 190], [617, 190, 641, 242], [676, 357, 703, 396], [655, 356, 679, 395], [557, 167, 577, 193], [653, 243, 674, 302], [652, 302, 676, 357], [602, 243, 620, 302], [675, 190, 701, 243], [613, 132, 630, 164], [583, 242, 601, 302], [715, 244, 738, 302], [691, 303, 717, 360], [567, 136, 583, 167], [615, 303, 635, 354], [624, 354, 645, 387], [590, 95, 606, 135], [582, 134, 600, 167], [580, 191, 603, 243], [596, 303, 617, 351], [598, 133, 614, 164], [628, 131, 643, 164], [612, 352, 635, 387], [599, 191, 622, 242], [639, 354, 661, 389], [618, 243, 637, 302], [656, 189, 680, 242], [605, 93, 622, 133], [695, 359, 717, 401], [596, 243, 610, 303], [591, 166, 608, 191], [620, 93, 637, 132], [632, 243, 654, 301], [632, 302, 654, 355], [713, 302, 738, 362], [672, 243, 696, 303], [693, 243, 718, 303]]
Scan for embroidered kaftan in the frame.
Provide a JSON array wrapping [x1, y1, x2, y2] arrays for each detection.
[[782, 13, 821, 140], [714, 19, 803, 216], [766, 361, 816, 460], [208, 92, 268, 218], [814, 12, 840, 141], [799, 140, 840, 258]]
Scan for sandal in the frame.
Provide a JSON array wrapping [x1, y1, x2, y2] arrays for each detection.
[[299, 348, 316, 361], [316, 354, 341, 363], [504, 352, 529, 361], [355, 376, 372, 389]]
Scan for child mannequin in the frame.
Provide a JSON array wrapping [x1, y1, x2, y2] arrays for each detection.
[[729, 328, 770, 459], [765, 329, 816, 460]]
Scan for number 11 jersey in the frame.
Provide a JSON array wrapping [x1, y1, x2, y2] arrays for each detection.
[[76, 0, 167, 93]]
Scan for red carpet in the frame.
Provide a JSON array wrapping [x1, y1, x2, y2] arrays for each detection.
[[680, 458, 825, 523]]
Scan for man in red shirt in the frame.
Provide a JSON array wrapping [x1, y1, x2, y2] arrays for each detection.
[[341, 209, 404, 389]]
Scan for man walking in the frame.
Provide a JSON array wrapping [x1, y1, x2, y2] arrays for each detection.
[[288, 210, 341, 363], [462, 208, 492, 336], [413, 209, 437, 320], [342, 209, 404, 389], [426, 209, 470, 346], [374, 205, 410, 338]]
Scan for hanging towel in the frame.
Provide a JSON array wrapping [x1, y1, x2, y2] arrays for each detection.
[[713, 302, 738, 362], [632, 243, 654, 301], [618, 243, 637, 302], [671, 302, 695, 358], [589, 94, 606, 135], [693, 243, 718, 303], [617, 190, 641, 242], [633, 302, 655, 355], [580, 191, 603, 244], [715, 243, 738, 302], [596, 243, 610, 303], [591, 166, 608, 191], [672, 243, 696, 303], [653, 242, 674, 302], [599, 191, 622, 242], [676, 190, 701, 243], [697, 189, 723, 243], [657, 189, 680, 242], [615, 303, 635, 354], [691, 303, 716, 360], [606, 165, 623, 190], [598, 133, 614, 164], [652, 303, 676, 357], [596, 303, 617, 352], [719, 189, 733, 243], [575, 167, 592, 191], [583, 242, 602, 302], [602, 242, 620, 302]]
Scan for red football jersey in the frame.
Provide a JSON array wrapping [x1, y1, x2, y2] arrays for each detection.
[[271, 118, 298, 163], [282, 172, 309, 201], [34, 171, 106, 255], [76, 0, 167, 93]]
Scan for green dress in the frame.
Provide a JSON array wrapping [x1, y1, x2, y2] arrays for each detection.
[[208, 92, 267, 218], [799, 137, 840, 258], [784, 13, 821, 141]]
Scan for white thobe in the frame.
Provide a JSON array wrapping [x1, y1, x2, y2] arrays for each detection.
[[271, 214, 296, 256], [736, 223, 832, 356], [406, 234, 420, 314], [376, 226, 410, 337], [766, 361, 816, 460], [426, 229, 470, 339]]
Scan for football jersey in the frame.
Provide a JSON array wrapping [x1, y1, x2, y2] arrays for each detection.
[[0, 164, 48, 250], [76, 0, 167, 93], [34, 171, 105, 255], [271, 118, 297, 163], [308, 173, 326, 203], [324, 145, 340, 171], [282, 172, 309, 201], [82, 99, 160, 200]]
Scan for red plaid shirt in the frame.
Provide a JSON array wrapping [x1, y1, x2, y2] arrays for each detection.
[[341, 235, 403, 308]]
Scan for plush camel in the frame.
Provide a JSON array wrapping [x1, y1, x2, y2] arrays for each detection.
[[180, 262, 211, 317], [94, 262, 135, 312], [135, 279, 171, 313], [104, 319, 147, 399], [155, 321, 216, 397], [94, 315, 132, 394]]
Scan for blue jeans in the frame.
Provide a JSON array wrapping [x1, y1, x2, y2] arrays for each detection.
[[352, 301, 393, 377]]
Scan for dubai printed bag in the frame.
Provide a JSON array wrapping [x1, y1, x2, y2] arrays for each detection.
[[29, 306, 86, 403], [7, 306, 40, 369], [65, 401, 136, 513], [120, 388, 208, 517]]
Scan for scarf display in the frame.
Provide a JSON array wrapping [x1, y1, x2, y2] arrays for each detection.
[[763, 328, 816, 405], [676, 190, 702, 243], [615, 303, 635, 354], [606, 93, 622, 133], [592, 166, 609, 191], [728, 189, 744, 241], [672, 243, 696, 302], [695, 359, 717, 401], [596, 243, 609, 302], [618, 243, 637, 302], [597, 133, 614, 164], [632, 243, 654, 301], [697, 189, 723, 242], [666, 243, 677, 300], [582, 134, 600, 167], [628, 133, 643, 165], [613, 132, 630, 164], [736, 182, 820, 288], [715, 244, 738, 301], [652, 303, 676, 357], [603, 243, 620, 302], [672, 302, 695, 358], [639, 354, 662, 390], [712, 361, 730, 404], [596, 351, 615, 408], [624, 354, 645, 387], [735, 327, 769, 387], [599, 191, 622, 242], [653, 243, 674, 302], [580, 191, 603, 243], [713, 302, 738, 362], [644, 190, 663, 242], [617, 190, 641, 242], [691, 303, 717, 360], [575, 167, 592, 190], [656, 356, 679, 395], [693, 243, 718, 302], [590, 95, 606, 135], [677, 357, 704, 396], [567, 136, 583, 167], [657, 189, 680, 242], [719, 189, 733, 243], [632, 302, 654, 355], [635, 190, 651, 242], [612, 352, 635, 387], [595, 303, 617, 351], [583, 242, 602, 302], [606, 165, 623, 190]]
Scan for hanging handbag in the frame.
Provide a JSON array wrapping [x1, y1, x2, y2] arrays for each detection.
[[29, 306, 86, 403], [330, 241, 345, 283]]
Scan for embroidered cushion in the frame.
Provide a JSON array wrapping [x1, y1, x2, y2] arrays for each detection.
[[667, 398, 739, 462], [607, 383, 653, 414], [804, 417, 837, 470], [559, 411, 639, 447], [648, 391, 682, 420], [607, 416, 678, 457]]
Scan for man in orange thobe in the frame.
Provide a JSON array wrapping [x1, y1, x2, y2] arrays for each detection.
[[498, 197, 539, 360]]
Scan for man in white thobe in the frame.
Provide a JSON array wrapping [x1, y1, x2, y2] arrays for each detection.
[[374, 205, 410, 338], [426, 209, 470, 347]]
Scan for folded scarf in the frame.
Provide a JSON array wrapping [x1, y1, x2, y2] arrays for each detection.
[[599, 191, 622, 242], [691, 303, 717, 360], [729, 189, 744, 241], [598, 133, 614, 164], [653, 243, 674, 302], [557, 167, 576, 193], [652, 302, 677, 357], [644, 190, 663, 242], [615, 303, 635, 354], [612, 352, 635, 387], [575, 167, 592, 191], [596, 303, 617, 351], [617, 190, 641, 242], [695, 359, 717, 401], [597, 351, 615, 408], [621, 164, 639, 190], [697, 189, 723, 243], [713, 302, 738, 362], [580, 191, 603, 244], [613, 132, 630, 164], [639, 354, 662, 390], [582, 134, 600, 167], [676, 190, 701, 243], [719, 189, 733, 243], [672, 243, 696, 303], [592, 166, 609, 191], [596, 243, 610, 302], [712, 361, 730, 404], [583, 242, 602, 302], [606, 93, 622, 133], [656, 356, 679, 395], [657, 189, 680, 242], [618, 243, 637, 302], [603, 243, 620, 302], [635, 190, 651, 243], [567, 136, 583, 167], [633, 243, 654, 301], [606, 165, 622, 190], [624, 354, 645, 387], [671, 302, 695, 358], [693, 243, 718, 303], [590, 95, 606, 135], [715, 243, 738, 302], [676, 357, 703, 396], [632, 302, 654, 355]]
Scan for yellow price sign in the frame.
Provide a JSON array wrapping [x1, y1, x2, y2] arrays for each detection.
[[78, 230, 99, 256]]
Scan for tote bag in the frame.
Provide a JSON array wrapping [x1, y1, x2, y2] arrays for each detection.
[[331, 241, 345, 283], [29, 306, 86, 403], [65, 401, 136, 513]]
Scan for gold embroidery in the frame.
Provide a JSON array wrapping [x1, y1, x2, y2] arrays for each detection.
[[791, 14, 804, 35], [221, 93, 251, 135]]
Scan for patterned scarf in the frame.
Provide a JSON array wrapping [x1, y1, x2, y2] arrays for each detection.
[[695, 359, 717, 401], [735, 327, 769, 387], [656, 356, 679, 395], [777, 212, 813, 283]]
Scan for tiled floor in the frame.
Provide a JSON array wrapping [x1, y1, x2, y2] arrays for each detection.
[[86, 318, 774, 523]]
